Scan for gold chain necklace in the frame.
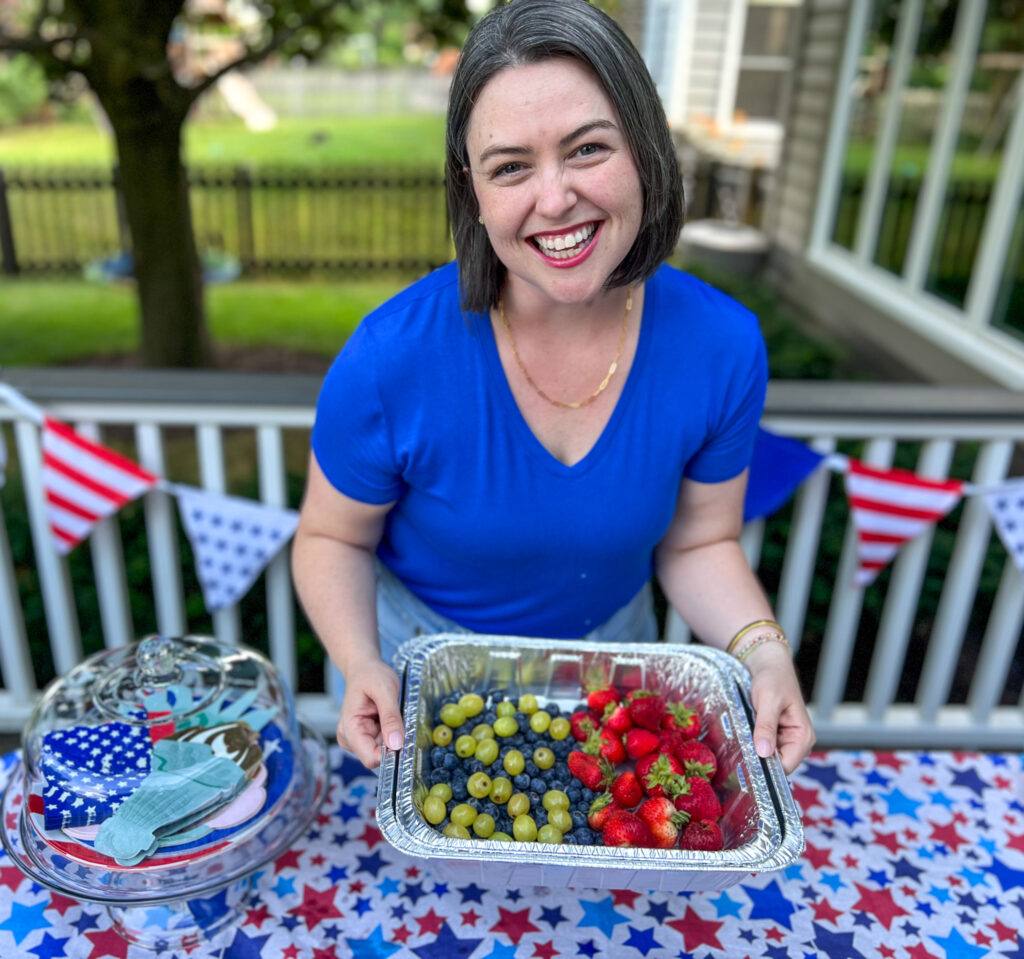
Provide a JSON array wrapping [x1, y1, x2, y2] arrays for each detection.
[[497, 289, 633, 411]]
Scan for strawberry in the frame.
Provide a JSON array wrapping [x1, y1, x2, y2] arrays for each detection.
[[676, 740, 717, 780], [673, 776, 722, 822], [624, 727, 660, 760], [587, 686, 620, 716], [626, 690, 666, 732], [602, 809, 654, 848], [567, 750, 612, 792], [609, 770, 644, 809], [639, 753, 686, 798], [587, 792, 618, 831], [601, 702, 633, 736], [662, 701, 701, 739], [570, 709, 596, 743], [636, 797, 688, 849], [678, 818, 724, 851], [584, 727, 627, 765]]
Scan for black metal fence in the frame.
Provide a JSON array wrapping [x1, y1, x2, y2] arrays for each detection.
[[0, 166, 452, 277]]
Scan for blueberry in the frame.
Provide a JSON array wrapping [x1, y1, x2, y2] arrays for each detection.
[[582, 788, 595, 802], [530, 777, 546, 794], [546, 703, 561, 716], [563, 835, 577, 845], [430, 747, 445, 768], [453, 782, 468, 800], [427, 769, 446, 786], [484, 802, 499, 818], [527, 791, 542, 808], [443, 753, 458, 770], [524, 730, 539, 744], [571, 811, 587, 829], [467, 760, 484, 774], [567, 787, 581, 803], [534, 809, 547, 827], [525, 761, 539, 776], [514, 773, 530, 789]]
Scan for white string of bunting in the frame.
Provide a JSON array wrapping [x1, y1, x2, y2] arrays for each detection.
[[1, 382, 1022, 593], [0, 382, 298, 613]]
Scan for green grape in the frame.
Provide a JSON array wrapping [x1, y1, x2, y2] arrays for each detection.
[[548, 717, 571, 741], [429, 783, 453, 803], [512, 814, 538, 842], [443, 823, 470, 839], [495, 701, 517, 718], [471, 723, 495, 741], [537, 824, 564, 844], [472, 813, 496, 838], [533, 746, 555, 770], [502, 749, 525, 776], [467, 772, 492, 799], [455, 735, 478, 759], [490, 776, 513, 804], [431, 725, 453, 747], [529, 710, 552, 734], [542, 790, 569, 811], [517, 693, 539, 714], [475, 739, 499, 766], [493, 716, 519, 738], [490, 832, 514, 842], [450, 803, 477, 828], [507, 792, 530, 817], [422, 795, 447, 825], [459, 692, 485, 717], [440, 704, 467, 728], [548, 808, 573, 833]]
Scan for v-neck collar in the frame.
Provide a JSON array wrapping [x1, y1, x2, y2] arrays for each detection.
[[477, 273, 656, 478]]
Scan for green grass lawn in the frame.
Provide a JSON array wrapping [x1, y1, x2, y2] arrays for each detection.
[[0, 115, 446, 169], [0, 277, 414, 365]]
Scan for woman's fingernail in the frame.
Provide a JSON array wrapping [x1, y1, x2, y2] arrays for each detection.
[[388, 732, 404, 750], [756, 738, 773, 757]]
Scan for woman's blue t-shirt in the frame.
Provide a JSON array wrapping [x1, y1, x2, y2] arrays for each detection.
[[312, 261, 767, 638]]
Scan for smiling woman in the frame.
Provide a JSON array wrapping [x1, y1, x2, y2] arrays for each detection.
[[292, 0, 816, 780]]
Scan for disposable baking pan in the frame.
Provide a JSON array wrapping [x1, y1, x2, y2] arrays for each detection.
[[377, 634, 804, 893]]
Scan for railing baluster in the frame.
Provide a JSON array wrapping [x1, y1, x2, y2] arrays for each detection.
[[13, 419, 83, 675], [136, 423, 187, 637], [811, 437, 895, 722], [864, 438, 955, 719], [774, 436, 836, 654], [78, 421, 133, 648], [257, 425, 297, 690], [197, 423, 241, 644], [0, 478, 35, 702], [968, 558, 1024, 723], [917, 440, 1014, 722]]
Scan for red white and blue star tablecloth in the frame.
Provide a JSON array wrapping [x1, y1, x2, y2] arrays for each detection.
[[1, 748, 1022, 959]]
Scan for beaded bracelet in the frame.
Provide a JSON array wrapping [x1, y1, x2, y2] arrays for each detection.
[[726, 619, 784, 656], [735, 631, 790, 663]]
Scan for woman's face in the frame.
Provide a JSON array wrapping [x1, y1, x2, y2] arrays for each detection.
[[466, 57, 644, 309]]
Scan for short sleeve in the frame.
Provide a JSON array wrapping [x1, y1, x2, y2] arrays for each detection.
[[311, 322, 403, 504], [684, 326, 768, 484]]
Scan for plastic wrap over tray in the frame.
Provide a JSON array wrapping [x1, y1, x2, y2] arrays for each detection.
[[376, 634, 804, 893]]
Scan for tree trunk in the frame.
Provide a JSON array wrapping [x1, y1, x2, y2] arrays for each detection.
[[110, 113, 211, 368]]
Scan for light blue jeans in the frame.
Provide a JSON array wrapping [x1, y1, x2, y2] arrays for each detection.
[[328, 563, 659, 705]]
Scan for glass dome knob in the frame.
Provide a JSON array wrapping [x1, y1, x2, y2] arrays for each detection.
[[135, 635, 182, 686]]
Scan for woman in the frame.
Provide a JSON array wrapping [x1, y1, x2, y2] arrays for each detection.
[[293, 0, 815, 776]]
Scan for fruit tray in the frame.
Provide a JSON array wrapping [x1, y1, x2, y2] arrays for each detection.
[[376, 634, 804, 893]]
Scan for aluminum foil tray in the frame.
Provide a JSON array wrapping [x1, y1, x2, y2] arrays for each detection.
[[377, 634, 804, 893]]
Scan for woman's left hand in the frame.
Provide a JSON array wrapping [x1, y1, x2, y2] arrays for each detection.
[[743, 641, 816, 774]]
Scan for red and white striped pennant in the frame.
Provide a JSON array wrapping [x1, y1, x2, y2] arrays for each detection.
[[844, 459, 964, 586], [41, 416, 158, 554]]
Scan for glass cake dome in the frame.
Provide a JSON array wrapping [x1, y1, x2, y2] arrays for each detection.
[[1, 634, 328, 949]]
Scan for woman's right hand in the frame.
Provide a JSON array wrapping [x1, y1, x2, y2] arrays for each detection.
[[336, 658, 405, 770]]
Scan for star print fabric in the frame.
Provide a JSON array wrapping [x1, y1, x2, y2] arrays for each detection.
[[40, 723, 152, 830], [3, 747, 1023, 958]]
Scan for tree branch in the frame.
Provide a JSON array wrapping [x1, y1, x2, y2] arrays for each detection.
[[0, 0, 79, 74], [182, 4, 337, 106]]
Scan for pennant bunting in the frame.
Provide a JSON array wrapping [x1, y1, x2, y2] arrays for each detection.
[[982, 482, 1024, 572], [175, 485, 299, 611], [744, 427, 826, 521], [844, 459, 964, 586], [41, 417, 158, 555]]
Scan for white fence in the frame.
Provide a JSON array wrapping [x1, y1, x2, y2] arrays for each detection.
[[1, 370, 1022, 748]]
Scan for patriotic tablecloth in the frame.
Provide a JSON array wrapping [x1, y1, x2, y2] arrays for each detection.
[[0, 748, 1022, 959]]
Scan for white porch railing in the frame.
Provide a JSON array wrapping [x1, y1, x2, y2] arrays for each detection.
[[1, 369, 1022, 748]]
